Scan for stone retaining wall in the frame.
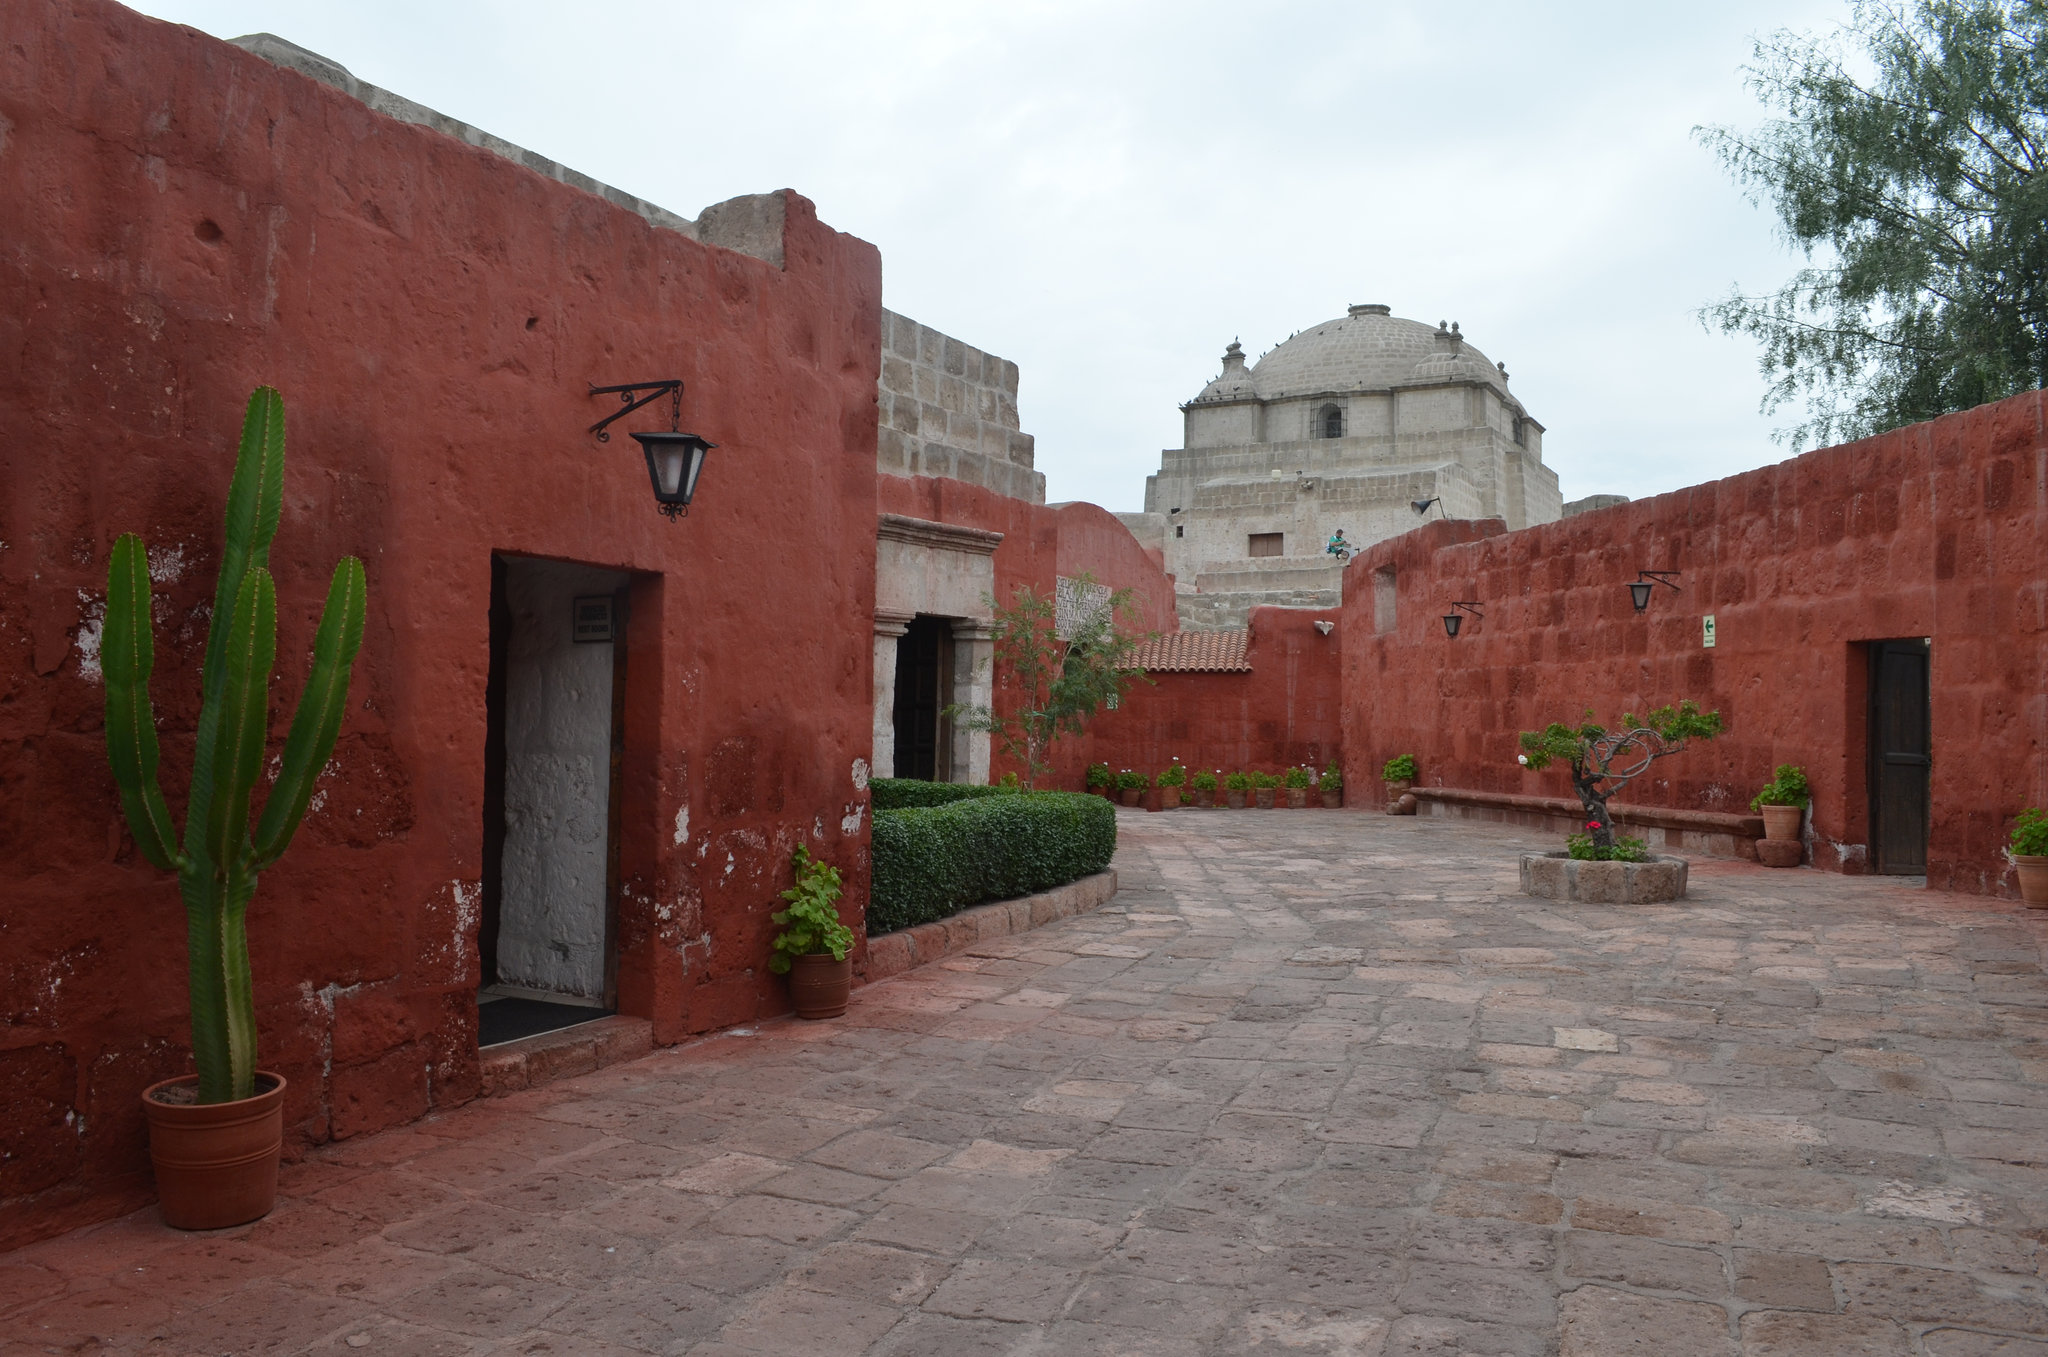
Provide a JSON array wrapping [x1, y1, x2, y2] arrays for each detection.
[[860, 871, 1119, 982]]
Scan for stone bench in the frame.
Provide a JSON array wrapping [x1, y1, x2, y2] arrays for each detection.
[[1411, 787, 1765, 861]]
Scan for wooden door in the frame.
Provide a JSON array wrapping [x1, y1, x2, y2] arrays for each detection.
[[1868, 638, 1931, 874]]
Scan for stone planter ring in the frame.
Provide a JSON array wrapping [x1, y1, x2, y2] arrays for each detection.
[[1521, 852, 1688, 904]]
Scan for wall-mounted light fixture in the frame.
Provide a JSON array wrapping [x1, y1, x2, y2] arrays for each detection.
[[588, 380, 717, 520], [1441, 601, 1483, 638], [1313, 620, 1335, 636], [1628, 570, 1681, 612], [1412, 497, 1442, 518]]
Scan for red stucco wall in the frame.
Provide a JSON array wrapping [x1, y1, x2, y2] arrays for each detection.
[[1339, 391, 2048, 897], [1085, 608, 1343, 786], [1, 0, 882, 1247]]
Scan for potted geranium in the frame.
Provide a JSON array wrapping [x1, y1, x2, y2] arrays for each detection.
[[102, 389, 369, 1230], [1156, 762, 1186, 809], [1516, 701, 1723, 903], [1250, 771, 1280, 809], [1086, 762, 1113, 798], [2011, 808, 2048, 907], [1191, 769, 1218, 808], [1382, 754, 1417, 806], [1116, 769, 1146, 806], [1751, 765, 1810, 841], [1319, 761, 1344, 808], [1223, 770, 1251, 809], [1283, 765, 1312, 808], [768, 846, 856, 1018]]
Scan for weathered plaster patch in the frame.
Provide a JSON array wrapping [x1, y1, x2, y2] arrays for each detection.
[[145, 542, 188, 583], [851, 757, 870, 792], [673, 804, 689, 846], [74, 590, 106, 682], [841, 802, 866, 836]]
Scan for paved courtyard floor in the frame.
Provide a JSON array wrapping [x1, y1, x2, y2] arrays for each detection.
[[8, 809, 2048, 1356]]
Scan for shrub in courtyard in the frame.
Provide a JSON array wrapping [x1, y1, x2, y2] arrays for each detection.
[[2013, 808, 2048, 857], [1157, 763, 1187, 788], [1085, 763, 1112, 793], [1750, 764, 1812, 811], [869, 792, 1116, 934], [1320, 761, 1344, 792], [1249, 771, 1280, 790], [1383, 754, 1418, 783], [1191, 770, 1218, 793], [1224, 771, 1251, 792], [1117, 769, 1147, 791], [1283, 766, 1311, 789], [766, 847, 854, 973], [870, 778, 1017, 810], [1518, 700, 1725, 854]]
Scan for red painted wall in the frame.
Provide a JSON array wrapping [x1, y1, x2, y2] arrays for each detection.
[[1085, 608, 1344, 786], [1, 0, 881, 1246], [1339, 392, 2048, 897]]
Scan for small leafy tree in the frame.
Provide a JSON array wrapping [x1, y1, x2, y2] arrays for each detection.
[[1518, 701, 1726, 852], [949, 578, 1149, 790]]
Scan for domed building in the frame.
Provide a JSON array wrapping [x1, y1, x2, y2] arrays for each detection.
[[1129, 303, 1563, 628]]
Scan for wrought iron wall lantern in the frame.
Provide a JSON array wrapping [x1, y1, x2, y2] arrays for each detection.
[[1441, 601, 1483, 638], [1628, 570, 1681, 612], [588, 380, 717, 520], [1412, 496, 1442, 518]]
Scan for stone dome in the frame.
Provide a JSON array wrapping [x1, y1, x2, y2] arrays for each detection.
[[1193, 339, 1258, 404], [1246, 304, 1508, 400]]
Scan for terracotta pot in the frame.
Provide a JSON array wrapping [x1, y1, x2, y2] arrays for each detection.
[[1160, 787, 1181, 809], [1226, 790, 1247, 809], [1761, 804, 1804, 841], [789, 952, 852, 1019], [1254, 789, 1276, 809], [1384, 778, 1412, 801], [1286, 788, 1308, 808], [1193, 788, 1214, 807], [1118, 787, 1141, 806], [2016, 855, 2048, 908], [1321, 790, 1342, 809], [142, 1072, 287, 1230]]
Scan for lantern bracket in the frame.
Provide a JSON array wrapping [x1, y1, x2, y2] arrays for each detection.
[[588, 380, 681, 442]]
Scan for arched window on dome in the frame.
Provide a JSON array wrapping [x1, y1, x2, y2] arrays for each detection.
[[1317, 403, 1344, 439]]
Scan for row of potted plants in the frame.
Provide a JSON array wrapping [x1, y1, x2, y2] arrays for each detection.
[[1085, 761, 1346, 809]]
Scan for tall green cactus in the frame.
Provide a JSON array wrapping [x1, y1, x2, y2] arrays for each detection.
[[103, 387, 368, 1105]]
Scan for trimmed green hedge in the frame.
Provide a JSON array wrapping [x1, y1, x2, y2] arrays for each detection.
[[868, 778, 1018, 810], [869, 791, 1116, 935]]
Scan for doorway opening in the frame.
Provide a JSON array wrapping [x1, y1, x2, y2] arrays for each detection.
[[478, 555, 629, 1047], [1867, 637, 1931, 875], [892, 614, 955, 781]]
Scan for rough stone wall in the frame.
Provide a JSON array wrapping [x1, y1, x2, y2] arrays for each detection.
[[1084, 608, 1344, 780], [1339, 389, 2048, 898], [877, 310, 1045, 504], [0, 0, 881, 1248]]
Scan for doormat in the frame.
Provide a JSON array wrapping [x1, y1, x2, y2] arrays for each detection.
[[478, 996, 614, 1048]]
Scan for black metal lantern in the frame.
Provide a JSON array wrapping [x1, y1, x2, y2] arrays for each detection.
[[1412, 496, 1442, 517], [1442, 601, 1482, 637], [587, 379, 717, 520], [1628, 570, 1680, 612]]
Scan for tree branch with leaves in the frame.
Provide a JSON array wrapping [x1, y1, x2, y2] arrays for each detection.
[[1518, 701, 1725, 853]]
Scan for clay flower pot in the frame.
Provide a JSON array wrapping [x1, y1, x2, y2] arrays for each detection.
[[1193, 788, 1213, 808], [1119, 787, 1142, 806], [789, 952, 852, 1019], [1226, 790, 1247, 809], [1254, 788, 1276, 809], [1321, 790, 1343, 809], [143, 1072, 287, 1230], [1286, 788, 1308, 809], [1160, 787, 1181, 809], [2015, 855, 2048, 908], [1761, 805, 1803, 841]]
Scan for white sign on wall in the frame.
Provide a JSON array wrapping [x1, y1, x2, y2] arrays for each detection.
[[1702, 614, 1717, 648]]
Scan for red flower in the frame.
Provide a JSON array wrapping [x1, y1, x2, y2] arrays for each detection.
[[1586, 820, 1602, 830]]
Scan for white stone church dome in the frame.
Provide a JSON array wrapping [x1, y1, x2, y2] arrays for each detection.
[[1192, 339, 1258, 404], [1247, 304, 1508, 400]]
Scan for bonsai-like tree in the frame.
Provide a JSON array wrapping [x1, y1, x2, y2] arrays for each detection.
[[1518, 701, 1725, 852], [949, 578, 1149, 789]]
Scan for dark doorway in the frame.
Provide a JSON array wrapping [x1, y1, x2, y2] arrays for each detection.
[[893, 615, 953, 781], [1868, 638, 1931, 875]]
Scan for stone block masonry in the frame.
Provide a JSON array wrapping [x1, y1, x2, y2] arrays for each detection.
[[878, 309, 1046, 503]]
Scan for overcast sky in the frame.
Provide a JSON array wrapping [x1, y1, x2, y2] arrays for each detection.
[[129, 0, 1850, 513]]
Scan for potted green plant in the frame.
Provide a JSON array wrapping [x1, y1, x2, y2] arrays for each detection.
[[1116, 768, 1147, 806], [1156, 762, 1187, 809], [102, 388, 368, 1230], [768, 846, 856, 1018], [1319, 760, 1344, 809], [1751, 764, 1811, 841], [1382, 753, 1417, 797], [1190, 769, 1218, 808], [1250, 770, 1280, 809], [1085, 762, 1113, 798], [1223, 770, 1251, 809], [1282, 765, 1312, 808], [2011, 808, 2048, 908]]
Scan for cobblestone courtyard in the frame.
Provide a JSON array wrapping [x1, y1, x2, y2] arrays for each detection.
[[9, 809, 2048, 1355]]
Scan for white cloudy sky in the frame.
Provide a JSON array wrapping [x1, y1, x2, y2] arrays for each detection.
[[129, 0, 1849, 512]]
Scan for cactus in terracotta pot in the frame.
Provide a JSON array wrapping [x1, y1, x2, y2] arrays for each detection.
[[103, 387, 367, 1106]]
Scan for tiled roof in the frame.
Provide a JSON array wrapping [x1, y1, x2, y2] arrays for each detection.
[[1132, 630, 1252, 673]]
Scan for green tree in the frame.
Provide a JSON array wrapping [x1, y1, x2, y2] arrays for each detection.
[[1518, 702, 1725, 851], [949, 579, 1150, 790], [1698, 0, 2048, 449]]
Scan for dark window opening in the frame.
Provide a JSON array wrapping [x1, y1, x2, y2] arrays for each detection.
[[1249, 532, 1284, 558], [1174, 524, 1184, 538], [1319, 403, 1343, 439], [893, 616, 954, 781]]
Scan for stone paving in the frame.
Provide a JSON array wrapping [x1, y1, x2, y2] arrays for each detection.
[[8, 808, 2048, 1356]]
